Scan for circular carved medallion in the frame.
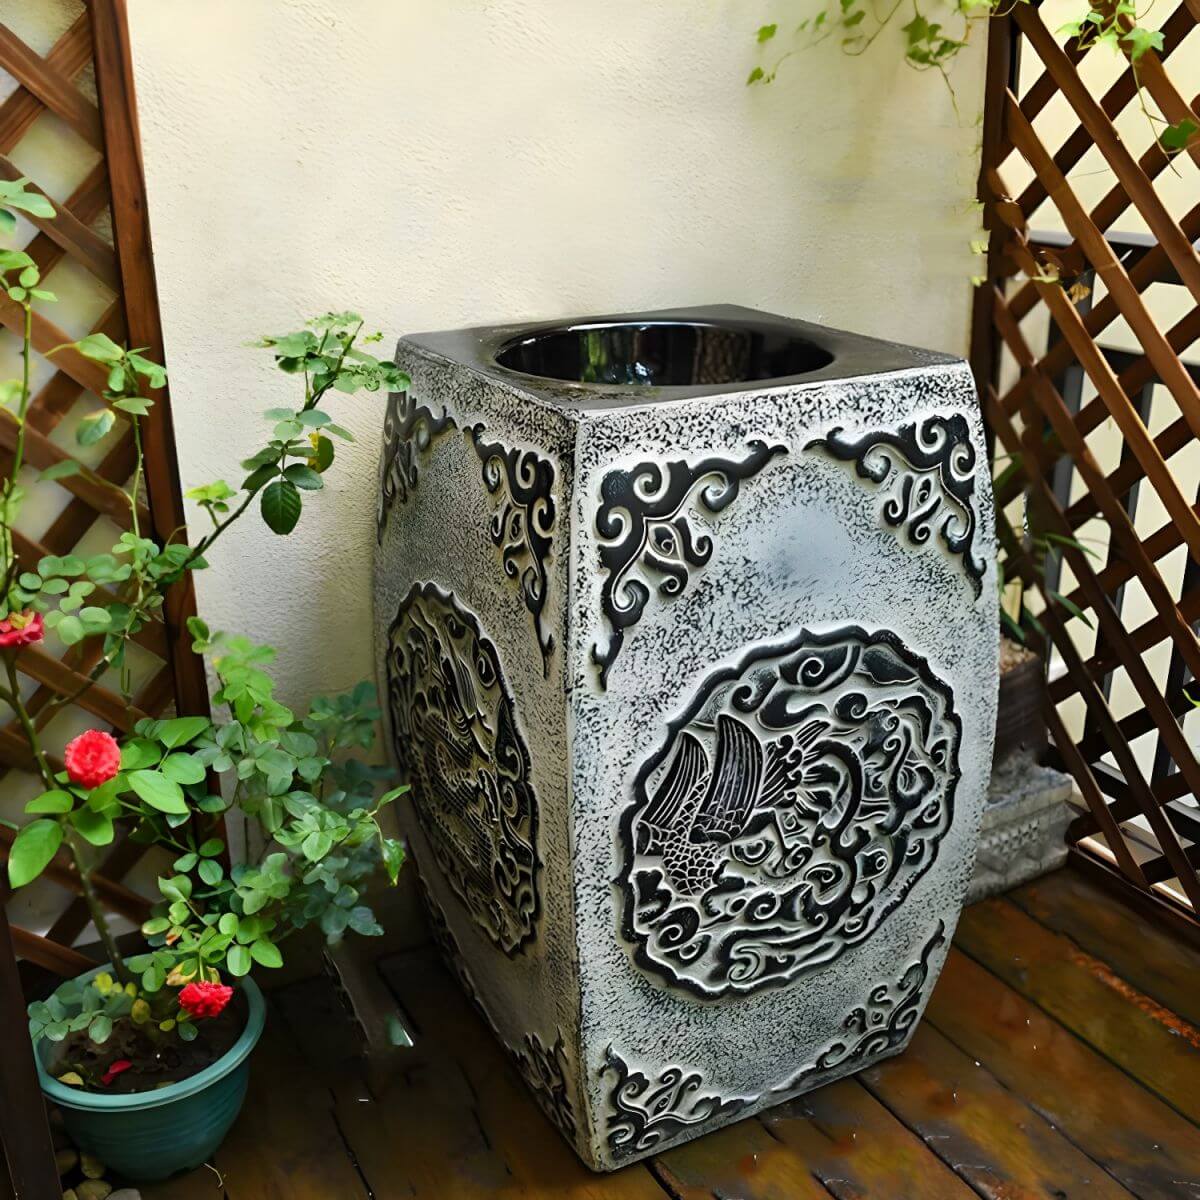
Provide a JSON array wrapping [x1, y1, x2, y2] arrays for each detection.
[[619, 626, 960, 998], [385, 582, 539, 954]]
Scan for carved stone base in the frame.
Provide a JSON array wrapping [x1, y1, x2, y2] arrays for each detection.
[[375, 305, 998, 1170], [967, 751, 1074, 904]]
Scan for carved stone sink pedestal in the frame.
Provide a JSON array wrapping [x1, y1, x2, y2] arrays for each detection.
[[374, 305, 998, 1171]]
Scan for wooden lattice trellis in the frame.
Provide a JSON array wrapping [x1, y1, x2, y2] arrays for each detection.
[[0, 0, 206, 977], [973, 0, 1200, 925]]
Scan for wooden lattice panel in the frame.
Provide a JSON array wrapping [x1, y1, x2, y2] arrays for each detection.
[[0, 0, 205, 974], [973, 0, 1200, 919]]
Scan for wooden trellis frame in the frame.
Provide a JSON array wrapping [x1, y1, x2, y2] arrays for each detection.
[[0, 0, 206, 975], [0, 3, 207, 1191], [972, 0, 1200, 924]]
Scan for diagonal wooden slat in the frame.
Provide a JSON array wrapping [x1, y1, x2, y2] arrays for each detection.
[[0, 156, 118, 289], [990, 279, 1200, 678], [986, 389, 1200, 907], [1012, 6, 1200, 307], [999, 103, 1200, 438], [0, 10, 92, 153], [14, 645, 148, 731], [1014, 6, 1198, 222], [0, 23, 103, 149]]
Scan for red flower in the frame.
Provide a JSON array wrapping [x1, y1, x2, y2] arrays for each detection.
[[0, 610, 44, 649], [100, 1059, 132, 1086], [63, 730, 122, 790], [178, 980, 234, 1020]]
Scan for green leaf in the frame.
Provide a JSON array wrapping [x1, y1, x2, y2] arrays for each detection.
[[156, 715, 211, 749], [756, 22, 777, 42], [128, 769, 188, 814], [1161, 117, 1198, 152], [174, 852, 199, 872], [70, 808, 114, 847], [74, 333, 124, 363], [1122, 24, 1163, 61], [8, 819, 63, 887], [38, 459, 81, 483], [142, 916, 171, 935], [56, 614, 85, 645], [348, 906, 383, 937], [199, 838, 224, 856], [112, 396, 152, 416], [198, 858, 224, 886], [219, 912, 239, 936], [25, 790, 73, 814], [158, 873, 192, 902], [177, 1020, 198, 1041], [227, 944, 252, 976], [88, 1014, 113, 1044], [381, 838, 405, 885], [161, 753, 206, 785], [323, 423, 354, 442], [260, 478, 302, 535], [283, 463, 323, 490], [120, 738, 162, 770], [309, 434, 335, 473], [249, 938, 282, 968], [75, 408, 115, 447]]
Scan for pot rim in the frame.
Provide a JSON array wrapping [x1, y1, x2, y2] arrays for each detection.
[[35, 961, 266, 1112]]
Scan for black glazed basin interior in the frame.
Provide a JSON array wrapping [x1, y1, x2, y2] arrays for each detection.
[[494, 319, 835, 387]]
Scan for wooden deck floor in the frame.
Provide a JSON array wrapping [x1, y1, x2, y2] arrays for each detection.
[[143, 867, 1200, 1200]]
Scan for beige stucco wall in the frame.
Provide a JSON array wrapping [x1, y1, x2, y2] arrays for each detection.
[[126, 0, 986, 707]]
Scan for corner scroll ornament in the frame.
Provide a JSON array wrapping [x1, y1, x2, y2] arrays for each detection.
[[467, 424, 556, 677], [779, 921, 946, 1092], [602, 1049, 750, 1162], [592, 440, 786, 688], [376, 388, 456, 542], [807, 413, 985, 597]]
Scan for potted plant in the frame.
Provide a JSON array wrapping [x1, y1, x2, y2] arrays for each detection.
[[0, 182, 408, 1182]]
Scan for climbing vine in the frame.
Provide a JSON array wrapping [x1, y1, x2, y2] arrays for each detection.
[[749, 0, 1197, 157]]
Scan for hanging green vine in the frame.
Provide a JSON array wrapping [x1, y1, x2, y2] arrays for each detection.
[[748, 0, 1197, 157]]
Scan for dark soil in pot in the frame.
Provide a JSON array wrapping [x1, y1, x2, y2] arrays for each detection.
[[45, 990, 248, 1095], [996, 636, 1047, 762]]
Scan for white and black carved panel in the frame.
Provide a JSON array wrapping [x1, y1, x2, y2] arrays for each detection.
[[467, 424, 556, 676], [778, 921, 946, 1093], [386, 583, 540, 954], [602, 1049, 750, 1162], [420, 878, 578, 1140], [808, 413, 985, 597], [619, 626, 961, 999], [516, 1032, 578, 1141], [592, 440, 786, 688], [377, 389, 456, 541]]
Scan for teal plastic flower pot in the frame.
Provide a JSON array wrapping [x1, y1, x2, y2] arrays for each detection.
[[34, 964, 265, 1182]]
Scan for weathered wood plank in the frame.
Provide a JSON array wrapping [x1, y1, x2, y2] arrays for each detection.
[[764, 1077, 978, 1200], [208, 1009, 369, 1200], [277, 971, 516, 1199], [928, 946, 1200, 1200], [1009, 868, 1200, 1029], [375, 949, 672, 1199], [957, 896, 1200, 1125], [863, 1020, 1138, 1200], [654, 1116, 834, 1200]]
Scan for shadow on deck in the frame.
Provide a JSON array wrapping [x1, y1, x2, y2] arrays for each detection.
[[144, 868, 1200, 1199]]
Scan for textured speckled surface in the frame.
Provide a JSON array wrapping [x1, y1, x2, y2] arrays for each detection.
[[374, 306, 997, 1171]]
